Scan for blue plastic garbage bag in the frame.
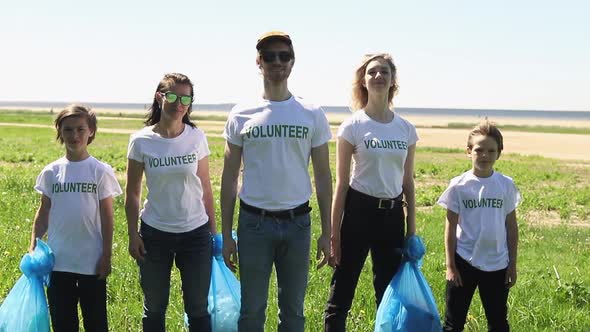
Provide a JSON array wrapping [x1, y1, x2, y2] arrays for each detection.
[[0, 238, 55, 332], [184, 233, 241, 331], [374, 236, 442, 332], [209, 233, 241, 332]]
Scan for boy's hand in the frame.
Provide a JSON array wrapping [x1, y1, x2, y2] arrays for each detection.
[[505, 263, 517, 288], [96, 254, 112, 280], [446, 266, 463, 287], [128, 232, 146, 262]]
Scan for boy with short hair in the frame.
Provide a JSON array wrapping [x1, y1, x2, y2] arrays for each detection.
[[30, 104, 122, 331], [437, 120, 520, 332]]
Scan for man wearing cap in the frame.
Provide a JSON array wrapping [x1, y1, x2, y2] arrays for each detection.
[[221, 31, 333, 332]]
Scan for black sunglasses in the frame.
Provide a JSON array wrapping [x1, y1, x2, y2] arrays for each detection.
[[260, 51, 293, 63]]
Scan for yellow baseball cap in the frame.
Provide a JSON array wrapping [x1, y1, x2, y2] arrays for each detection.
[[256, 31, 292, 50]]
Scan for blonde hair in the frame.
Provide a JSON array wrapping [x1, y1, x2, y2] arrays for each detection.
[[54, 104, 97, 145], [351, 53, 398, 110], [467, 120, 504, 154]]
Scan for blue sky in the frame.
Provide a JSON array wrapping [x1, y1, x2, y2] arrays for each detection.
[[1, 0, 588, 110]]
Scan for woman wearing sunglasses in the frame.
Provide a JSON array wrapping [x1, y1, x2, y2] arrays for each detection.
[[125, 73, 216, 331], [324, 54, 418, 331]]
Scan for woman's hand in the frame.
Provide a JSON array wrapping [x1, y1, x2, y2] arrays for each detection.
[[222, 236, 238, 272], [328, 236, 341, 268]]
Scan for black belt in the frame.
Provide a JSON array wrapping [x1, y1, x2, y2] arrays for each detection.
[[240, 200, 312, 219], [348, 187, 406, 210]]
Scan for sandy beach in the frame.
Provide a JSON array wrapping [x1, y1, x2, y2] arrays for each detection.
[[192, 110, 590, 129], [196, 110, 590, 162], [2, 107, 589, 161], [415, 128, 589, 161]]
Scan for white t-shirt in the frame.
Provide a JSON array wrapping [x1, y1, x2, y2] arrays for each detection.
[[437, 171, 521, 271], [338, 110, 418, 198], [223, 95, 332, 210], [35, 156, 122, 275], [127, 124, 211, 233]]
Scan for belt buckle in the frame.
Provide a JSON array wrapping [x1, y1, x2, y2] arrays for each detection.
[[269, 209, 294, 219], [378, 198, 394, 209]]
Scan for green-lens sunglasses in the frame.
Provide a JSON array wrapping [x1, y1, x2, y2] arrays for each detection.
[[162, 92, 193, 106]]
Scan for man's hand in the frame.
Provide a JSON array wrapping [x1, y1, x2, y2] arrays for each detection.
[[316, 232, 330, 269]]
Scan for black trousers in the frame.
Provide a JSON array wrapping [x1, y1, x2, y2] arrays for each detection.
[[47, 271, 108, 332], [324, 187, 405, 332], [444, 254, 510, 332]]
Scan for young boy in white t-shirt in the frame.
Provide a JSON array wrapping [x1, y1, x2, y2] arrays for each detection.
[[437, 120, 520, 332], [30, 105, 122, 332]]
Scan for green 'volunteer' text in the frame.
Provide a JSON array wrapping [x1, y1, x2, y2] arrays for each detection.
[[245, 124, 309, 139], [462, 198, 504, 209], [364, 139, 408, 150], [53, 182, 97, 194], [147, 154, 197, 168]]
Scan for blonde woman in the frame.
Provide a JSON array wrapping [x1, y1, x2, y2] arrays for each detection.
[[324, 53, 418, 331]]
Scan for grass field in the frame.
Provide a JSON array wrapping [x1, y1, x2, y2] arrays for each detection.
[[0, 116, 589, 331]]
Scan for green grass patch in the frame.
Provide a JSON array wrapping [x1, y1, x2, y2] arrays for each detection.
[[0, 124, 589, 331], [0, 109, 229, 124]]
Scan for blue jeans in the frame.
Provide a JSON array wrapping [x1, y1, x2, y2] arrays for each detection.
[[139, 221, 212, 332], [237, 208, 312, 332]]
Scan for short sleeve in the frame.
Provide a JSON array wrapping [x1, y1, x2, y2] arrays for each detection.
[[336, 118, 355, 146], [196, 129, 211, 160], [127, 134, 143, 162], [437, 182, 460, 213], [311, 107, 332, 148], [98, 165, 123, 200], [34, 168, 53, 198], [223, 112, 243, 147], [408, 123, 419, 146], [504, 181, 521, 214]]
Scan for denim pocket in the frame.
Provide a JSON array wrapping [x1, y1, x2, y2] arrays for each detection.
[[238, 209, 262, 232], [186, 224, 214, 253], [294, 214, 311, 229]]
